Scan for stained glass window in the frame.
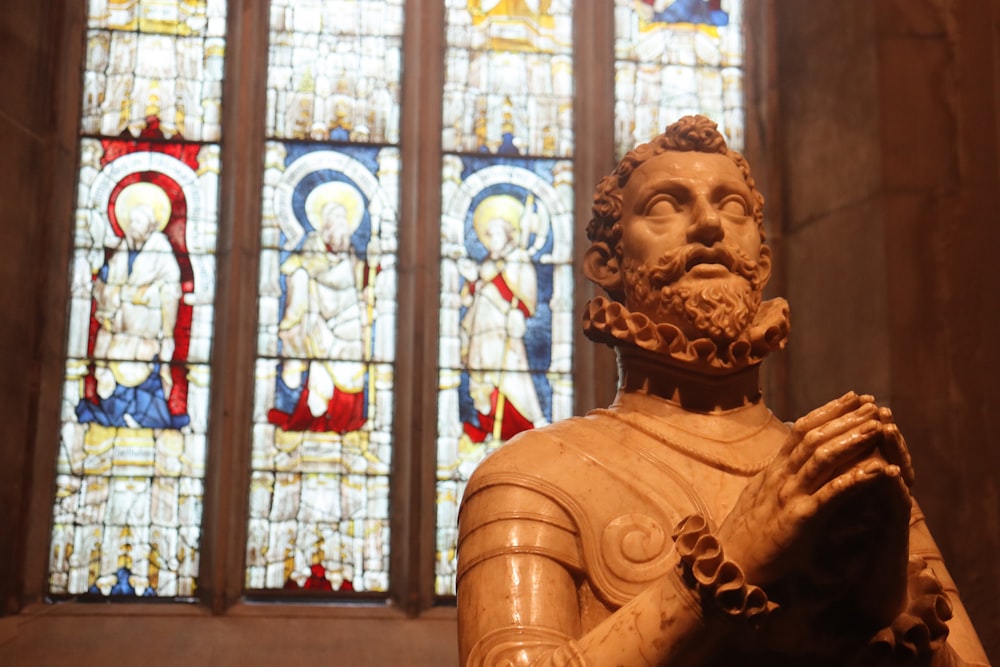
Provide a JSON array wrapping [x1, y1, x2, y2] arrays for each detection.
[[47, 0, 747, 607], [50, 0, 226, 597], [435, 0, 577, 596], [246, 0, 403, 594], [615, 0, 745, 155]]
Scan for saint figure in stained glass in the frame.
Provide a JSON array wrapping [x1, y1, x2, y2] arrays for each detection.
[[459, 193, 548, 442], [267, 180, 371, 434], [49, 0, 226, 600], [77, 177, 191, 430], [249, 141, 397, 594]]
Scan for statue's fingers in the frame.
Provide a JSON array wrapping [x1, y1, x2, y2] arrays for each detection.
[[779, 393, 864, 459], [794, 419, 882, 494], [811, 458, 907, 508], [877, 405, 894, 422], [879, 417, 915, 487], [790, 391, 864, 439], [787, 402, 879, 471], [803, 403, 878, 448]]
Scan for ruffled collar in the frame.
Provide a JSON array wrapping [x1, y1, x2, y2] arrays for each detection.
[[582, 295, 791, 374]]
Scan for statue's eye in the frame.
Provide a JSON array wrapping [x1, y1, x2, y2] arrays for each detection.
[[719, 195, 749, 216], [645, 195, 681, 216]]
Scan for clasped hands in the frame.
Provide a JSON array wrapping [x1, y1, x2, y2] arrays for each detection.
[[713, 392, 949, 657], [718, 391, 911, 586]]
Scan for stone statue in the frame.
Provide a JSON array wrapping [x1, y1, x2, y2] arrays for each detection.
[[456, 116, 991, 666]]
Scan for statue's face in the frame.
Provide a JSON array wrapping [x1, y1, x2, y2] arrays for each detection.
[[617, 150, 770, 342]]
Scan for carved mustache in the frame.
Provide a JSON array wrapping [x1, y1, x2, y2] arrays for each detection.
[[646, 243, 761, 289]]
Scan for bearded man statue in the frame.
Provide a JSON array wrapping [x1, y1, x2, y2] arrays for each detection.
[[456, 115, 991, 666]]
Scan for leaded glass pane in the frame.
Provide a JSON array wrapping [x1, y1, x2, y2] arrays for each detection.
[[51, 0, 224, 598], [249, 143, 398, 593], [614, 0, 744, 156], [88, 0, 228, 35], [436, 0, 578, 598], [51, 130, 222, 597], [81, 1, 226, 141], [442, 1, 573, 156], [435, 1, 580, 597], [265, 0, 403, 142], [435, 153, 575, 595], [248, 1, 402, 594]]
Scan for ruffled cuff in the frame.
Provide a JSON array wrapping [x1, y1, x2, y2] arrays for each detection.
[[671, 514, 776, 623], [866, 555, 953, 660]]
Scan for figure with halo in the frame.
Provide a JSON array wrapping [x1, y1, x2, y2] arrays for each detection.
[[268, 180, 369, 433], [458, 193, 548, 443], [77, 182, 186, 429]]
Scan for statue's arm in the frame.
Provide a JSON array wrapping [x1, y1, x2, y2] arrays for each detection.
[[458, 551, 724, 667], [457, 476, 734, 667]]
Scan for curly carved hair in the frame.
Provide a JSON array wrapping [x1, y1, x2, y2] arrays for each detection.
[[587, 115, 765, 253]]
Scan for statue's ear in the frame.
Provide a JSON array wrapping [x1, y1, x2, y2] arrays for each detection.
[[584, 242, 623, 295], [757, 244, 772, 289]]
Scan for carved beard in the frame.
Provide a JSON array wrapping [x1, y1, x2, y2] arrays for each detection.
[[622, 244, 764, 344]]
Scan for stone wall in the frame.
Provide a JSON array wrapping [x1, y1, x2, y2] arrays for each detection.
[[775, 0, 1000, 658], [0, 1, 77, 615]]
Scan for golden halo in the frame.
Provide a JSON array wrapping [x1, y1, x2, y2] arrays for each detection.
[[305, 181, 364, 235], [114, 182, 172, 234], [472, 194, 523, 245]]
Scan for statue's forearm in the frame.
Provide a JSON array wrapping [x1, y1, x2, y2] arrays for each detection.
[[561, 566, 722, 667], [463, 560, 726, 667]]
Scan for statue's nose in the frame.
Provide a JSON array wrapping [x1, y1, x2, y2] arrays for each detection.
[[686, 197, 724, 246]]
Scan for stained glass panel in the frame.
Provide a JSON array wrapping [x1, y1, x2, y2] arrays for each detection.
[[52, 132, 221, 597], [614, 0, 744, 155], [442, 0, 574, 156], [265, 0, 403, 142], [436, 155, 575, 593], [436, 0, 578, 598], [50, 0, 224, 599], [81, 0, 227, 142], [247, 2, 403, 595]]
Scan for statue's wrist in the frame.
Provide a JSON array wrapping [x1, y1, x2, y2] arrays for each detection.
[[672, 514, 776, 624]]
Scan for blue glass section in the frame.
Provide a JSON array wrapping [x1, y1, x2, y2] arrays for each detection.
[[645, 0, 729, 26]]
